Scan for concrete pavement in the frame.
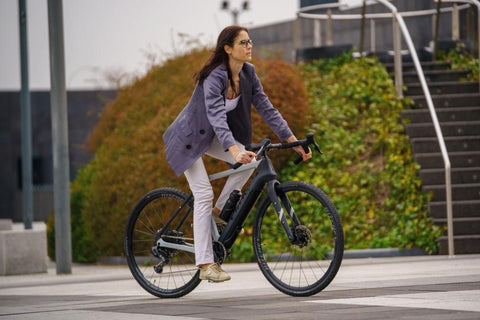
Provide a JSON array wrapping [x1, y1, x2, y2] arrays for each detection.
[[0, 254, 479, 319]]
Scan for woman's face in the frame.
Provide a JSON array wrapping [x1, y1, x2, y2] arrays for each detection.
[[225, 30, 253, 63]]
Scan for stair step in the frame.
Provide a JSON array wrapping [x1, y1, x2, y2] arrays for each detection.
[[429, 200, 480, 219], [403, 69, 471, 83], [411, 136, 480, 153], [402, 106, 480, 123], [405, 82, 478, 96], [423, 183, 480, 201], [410, 92, 480, 108], [415, 151, 480, 169], [420, 167, 480, 185], [439, 234, 480, 254], [374, 48, 433, 63], [385, 61, 451, 73], [401, 61, 480, 254], [434, 217, 480, 236], [405, 121, 480, 138]]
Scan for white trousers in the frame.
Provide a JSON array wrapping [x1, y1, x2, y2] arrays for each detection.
[[184, 138, 255, 266]]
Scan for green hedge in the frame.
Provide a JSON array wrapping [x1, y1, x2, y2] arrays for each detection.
[[438, 43, 479, 81], [288, 54, 442, 253]]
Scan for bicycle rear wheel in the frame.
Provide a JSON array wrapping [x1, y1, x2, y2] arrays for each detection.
[[253, 181, 344, 297], [124, 188, 200, 298]]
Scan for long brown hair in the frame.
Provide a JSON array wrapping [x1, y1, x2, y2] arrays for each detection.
[[195, 25, 248, 95]]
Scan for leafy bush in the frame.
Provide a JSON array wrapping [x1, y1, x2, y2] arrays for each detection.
[[281, 54, 442, 253], [438, 42, 479, 81], [46, 167, 98, 262], [46, 48, 311, 261]]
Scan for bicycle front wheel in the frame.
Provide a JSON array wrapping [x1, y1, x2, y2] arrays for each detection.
[[124, 188, 200, 298], [253, 181, 344, 297]]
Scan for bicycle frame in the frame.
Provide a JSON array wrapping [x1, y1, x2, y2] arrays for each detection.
[[156, 152, 301, 254]]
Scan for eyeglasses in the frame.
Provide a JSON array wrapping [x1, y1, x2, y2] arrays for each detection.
[[237, 39, 253, 48]]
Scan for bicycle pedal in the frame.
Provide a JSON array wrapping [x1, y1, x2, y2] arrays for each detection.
[[207, 280, 225, 283]]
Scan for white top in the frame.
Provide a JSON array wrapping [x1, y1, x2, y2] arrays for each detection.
[[225, 94, 241, 113]]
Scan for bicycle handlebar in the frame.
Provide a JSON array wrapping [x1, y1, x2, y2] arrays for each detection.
[[232, 133, 322, 169]]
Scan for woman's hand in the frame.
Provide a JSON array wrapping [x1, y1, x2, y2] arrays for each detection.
[[234, 150, 256, 164], [287, 135, 312, 162], [229, 145, 256, 164]]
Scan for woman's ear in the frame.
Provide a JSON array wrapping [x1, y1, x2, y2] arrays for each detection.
[[224, 44, 232, 55]]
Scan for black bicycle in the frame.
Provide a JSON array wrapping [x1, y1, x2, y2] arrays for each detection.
[[124, 133, 344, 298]]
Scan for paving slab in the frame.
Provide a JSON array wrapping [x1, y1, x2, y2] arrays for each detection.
[[0, 255, 479, 319]]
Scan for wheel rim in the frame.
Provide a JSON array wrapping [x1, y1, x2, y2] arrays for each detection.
[[255, 184, 343, 292], [126, 191, 199, 296]]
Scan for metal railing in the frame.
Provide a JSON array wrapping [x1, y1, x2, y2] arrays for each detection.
[[437, 0, 480, 91], [296, 2, 476, 95], [296, 0, 462, 257]]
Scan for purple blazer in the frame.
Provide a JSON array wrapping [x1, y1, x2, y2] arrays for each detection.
[[163, 62, 293, 176]]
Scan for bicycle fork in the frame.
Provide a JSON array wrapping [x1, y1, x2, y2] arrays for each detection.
[[267, 180, 300, 243]]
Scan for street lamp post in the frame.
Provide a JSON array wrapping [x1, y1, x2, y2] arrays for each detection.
[[221, 0, 250, 25]]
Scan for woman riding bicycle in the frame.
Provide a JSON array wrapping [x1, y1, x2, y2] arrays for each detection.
[[162, 25, 312, 282]]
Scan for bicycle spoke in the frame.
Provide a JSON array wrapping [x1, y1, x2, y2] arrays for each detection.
[[125, 188, 200, 298]]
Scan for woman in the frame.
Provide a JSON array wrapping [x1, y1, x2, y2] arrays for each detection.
[[163, 25, 311, 282]]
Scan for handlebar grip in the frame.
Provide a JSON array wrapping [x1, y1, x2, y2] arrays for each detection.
[[294, 156, 303, 165], [232, 162, 242, 169]]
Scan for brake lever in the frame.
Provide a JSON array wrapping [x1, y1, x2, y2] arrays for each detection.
[[306, 132, 323, 154], [255, 138, 271, 160]]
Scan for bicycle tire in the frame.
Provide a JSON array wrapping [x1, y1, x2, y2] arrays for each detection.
[[124, 188, 201, 298], [253, 181, 344, 297]]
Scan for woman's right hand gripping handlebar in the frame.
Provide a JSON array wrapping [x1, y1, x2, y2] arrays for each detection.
[[229, 144, 256, 168]]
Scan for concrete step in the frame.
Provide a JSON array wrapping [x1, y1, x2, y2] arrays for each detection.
[[439, 234, 480, 254], [402, 107, 480, 123], [373, 48, 433, 63], [420, 167, 480, 185], [405, 121, 480, 138], [403, 69, 471, 83], [435, 217, 480, 236], [385, 61, 451, 73], [405, 82, 478, 96], [410, 93, 480, 108], [429, 200, 480, 219], [411, 136, 480, 153], [415, 151, 480, 169], [405, 120, 480, 139], [423, 183, 480, 201]]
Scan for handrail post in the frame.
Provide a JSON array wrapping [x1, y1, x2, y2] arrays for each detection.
[[314, 19, 321, 47], [393, 17, 403, 98], [360, 0, 367, 56], [294, 14, 301, 61], [371, 19, 376, 52], [326, 9, 333, 45], [452, 3, 459, 41], [434, 0, 442, 61]]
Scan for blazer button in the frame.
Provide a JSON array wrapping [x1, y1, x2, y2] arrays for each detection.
[[199, 129, 205, 134], [186, 144, 192, 150]]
